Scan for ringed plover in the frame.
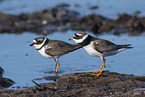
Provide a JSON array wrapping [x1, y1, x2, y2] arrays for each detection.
[[69, 32, 133, 77], [30, 37, 82, 73]]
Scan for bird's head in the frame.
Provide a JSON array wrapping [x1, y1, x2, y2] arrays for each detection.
[[30, 37, 49, 50], [69, 32, 88, 44]]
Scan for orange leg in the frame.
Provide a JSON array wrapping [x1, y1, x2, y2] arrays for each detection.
[[55, 58, 60, 73], [91, 59, 106, 77], [53, 58, 57, 72]]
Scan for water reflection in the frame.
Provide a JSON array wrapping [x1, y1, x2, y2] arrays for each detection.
[[0, 31, 145, 89]]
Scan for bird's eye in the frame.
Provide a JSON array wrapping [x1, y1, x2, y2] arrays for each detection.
[[75, 35, 80, 37], [73, 34, 81, 39], [75, 34, 82, 38], [37, 41, 42, 44]]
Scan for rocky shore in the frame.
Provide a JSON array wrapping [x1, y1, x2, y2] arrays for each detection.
[[0, 3, 144, 35], [0, 71, 145, 97]]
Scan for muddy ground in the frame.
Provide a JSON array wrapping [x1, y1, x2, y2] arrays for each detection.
[[1, 71, 145, 97], [0, 3, 144, 35]]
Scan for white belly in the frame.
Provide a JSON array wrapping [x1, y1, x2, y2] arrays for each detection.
[[83, 44, 102, 57], [38, 47, 53, 58]]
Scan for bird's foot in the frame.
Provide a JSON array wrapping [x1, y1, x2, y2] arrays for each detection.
[[91, 70, 102, 77], [91, 73, 101, 77], [93, 70, 101, 73]]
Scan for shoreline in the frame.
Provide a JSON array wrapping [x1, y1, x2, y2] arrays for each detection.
[[0, 3, 144, 35], [1, 71, 145, 96]]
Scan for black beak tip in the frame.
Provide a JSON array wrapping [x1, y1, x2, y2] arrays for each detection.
[[30, 43, 33, 46]]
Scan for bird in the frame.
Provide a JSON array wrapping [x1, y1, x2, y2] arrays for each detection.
[[30, 37, 82, 73], [69, 32, 133, 77]]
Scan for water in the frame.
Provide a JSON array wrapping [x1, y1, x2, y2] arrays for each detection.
[[0, 31, 145, 89], [0, 0, 145, 18]]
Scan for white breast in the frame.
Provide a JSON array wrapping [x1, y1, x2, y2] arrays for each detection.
[[38, 47, 53, 58], [83, 42, 103, 57]]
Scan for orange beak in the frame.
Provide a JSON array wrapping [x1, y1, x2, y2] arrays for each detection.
[[69, 37, 74, 40]]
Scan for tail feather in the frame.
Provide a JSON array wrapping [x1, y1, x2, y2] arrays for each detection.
[[118, 44, 133, 49]]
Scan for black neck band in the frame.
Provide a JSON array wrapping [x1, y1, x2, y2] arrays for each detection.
[[37, 39, 49, 50], [78, 35, 92, 46]]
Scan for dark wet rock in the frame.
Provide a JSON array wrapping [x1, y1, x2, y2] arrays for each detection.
[[1, 71, 145, 96], [0, 67, 15, 89], [0, 3, 145, 35], [0, 77, 15, 89], [90, 5, 99, 10], [114, 13, 145, 32], [55, 3, 70, 10], [0, 66, 4, 77], [35, 75, 60, 81]]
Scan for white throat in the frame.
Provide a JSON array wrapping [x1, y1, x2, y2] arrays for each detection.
[[73, 34, 88, 43]]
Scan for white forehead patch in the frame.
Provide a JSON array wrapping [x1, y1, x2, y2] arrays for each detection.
[[33, 40, 36, 43]]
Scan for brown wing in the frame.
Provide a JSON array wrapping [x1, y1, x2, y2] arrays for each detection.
[[45, 40, 81, 57], [93, 39, 119, 53]]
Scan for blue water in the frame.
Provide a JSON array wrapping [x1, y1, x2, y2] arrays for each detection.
[[0, 0, 145, 18], [0, 31, 145, 89]]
